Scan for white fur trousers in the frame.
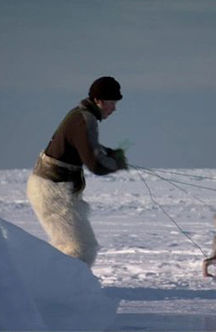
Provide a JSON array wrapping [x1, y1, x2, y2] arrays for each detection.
[[27, 174, 98, 267]]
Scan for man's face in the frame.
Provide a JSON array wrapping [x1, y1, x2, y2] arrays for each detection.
[[96, 100, 118, 119]]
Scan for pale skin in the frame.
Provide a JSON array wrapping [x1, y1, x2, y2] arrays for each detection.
[[94, 99, 118, 119]]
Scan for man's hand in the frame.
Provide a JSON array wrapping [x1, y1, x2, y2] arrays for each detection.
[[112, 148, 128, 170]]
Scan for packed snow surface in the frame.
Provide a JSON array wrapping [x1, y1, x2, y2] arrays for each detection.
[[0, 168, 216, 331]]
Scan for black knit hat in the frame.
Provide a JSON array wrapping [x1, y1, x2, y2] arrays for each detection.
[[88, 76, 123, 101]]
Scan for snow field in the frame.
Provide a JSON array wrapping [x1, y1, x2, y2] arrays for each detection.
[[0, 168, 216, 331]]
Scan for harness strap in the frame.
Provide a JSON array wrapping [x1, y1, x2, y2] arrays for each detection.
[[40, 152, 81, 172]]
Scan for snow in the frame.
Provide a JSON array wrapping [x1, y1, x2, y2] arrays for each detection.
[[0, 218, 117, 331], [0, 168, 216, 331]]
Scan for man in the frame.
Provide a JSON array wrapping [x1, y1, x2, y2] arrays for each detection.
[[27, 76, 127, 267]]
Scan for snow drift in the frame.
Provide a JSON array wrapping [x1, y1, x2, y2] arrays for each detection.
[[0, 218, 117, 331]]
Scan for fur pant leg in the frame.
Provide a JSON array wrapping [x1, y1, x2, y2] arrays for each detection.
[[27, 174, 99, 267]]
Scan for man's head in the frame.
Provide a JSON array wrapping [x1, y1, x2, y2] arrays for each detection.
[[88, 76, 123, 119]]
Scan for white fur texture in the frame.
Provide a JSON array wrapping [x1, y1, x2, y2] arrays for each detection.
[[27, 174, 98, 266]]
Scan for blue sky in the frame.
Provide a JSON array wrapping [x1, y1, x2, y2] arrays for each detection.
[[1, 0, 216, 169]]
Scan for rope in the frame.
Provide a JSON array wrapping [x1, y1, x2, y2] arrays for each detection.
[[130, 165, 205, 205], [132, 165, 216, 181], [151, 168, 216, 182], [130, 164, 208, 257], [131, 164, 216, 193]]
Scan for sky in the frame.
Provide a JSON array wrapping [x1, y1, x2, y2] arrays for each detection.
[[1, 0, 216, 169]]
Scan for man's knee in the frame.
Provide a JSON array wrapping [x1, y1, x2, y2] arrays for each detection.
[[54, 241, 99, 267]]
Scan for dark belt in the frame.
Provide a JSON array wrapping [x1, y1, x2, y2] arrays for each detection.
[[33, 152, 86, 193]]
